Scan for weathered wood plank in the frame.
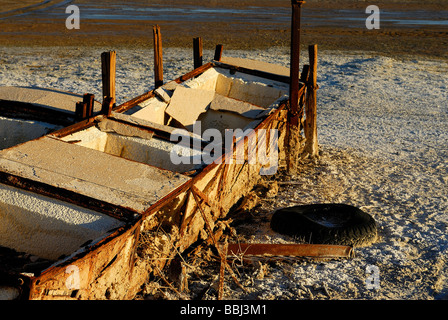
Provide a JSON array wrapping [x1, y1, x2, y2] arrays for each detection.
[[214, 44, 223, 61], [193, 37, 203, 69], [304, 44, 319, 158], [153, 25, 163, 89], [101, 51, 116, 105]]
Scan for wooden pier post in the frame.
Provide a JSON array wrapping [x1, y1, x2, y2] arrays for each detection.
[[214, 44, 223, 62], [287, 0, 305, 174], [101, 51, 116, 105], [304, 44, 319, 158], [153, 25, 163, 89], [101, 96, 114, 117], [193, 37, 203, 69], [75, 101, 87, 121], [300, 64, 310, 83], [83, 93, 95, 118]]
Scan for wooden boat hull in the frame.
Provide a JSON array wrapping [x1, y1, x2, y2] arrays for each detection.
[[0, 59, 306, 300]]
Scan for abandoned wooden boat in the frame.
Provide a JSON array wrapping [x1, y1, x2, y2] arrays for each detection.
[[0, 1, 315, 301], [0, 56, 309, 300]]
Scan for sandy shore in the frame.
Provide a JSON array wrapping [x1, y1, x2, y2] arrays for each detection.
[[0, 0, 447, 59]]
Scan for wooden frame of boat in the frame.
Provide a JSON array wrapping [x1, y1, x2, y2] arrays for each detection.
[[0, 0, 319, 300]]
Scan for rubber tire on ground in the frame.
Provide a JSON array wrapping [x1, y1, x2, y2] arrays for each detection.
[[270, 204, 377, 247]]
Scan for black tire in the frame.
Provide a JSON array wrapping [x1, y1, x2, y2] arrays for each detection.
[[270, 204, 377, 247]]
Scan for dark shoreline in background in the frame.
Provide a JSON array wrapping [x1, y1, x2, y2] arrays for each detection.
[[0, 0, 447, 60]]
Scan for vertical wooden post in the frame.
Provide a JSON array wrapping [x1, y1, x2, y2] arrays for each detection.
[[304, 44, 318, 158], [300, 64, 310, 83], [289, 0, 304, 128], [287, 0, 305, 174], [101, 96, 114, 117], [83, 93, 95, 118], [193, 37, 203, 69], [298, 64, 310, 119], [153, 25, 163, 89], [75, 101, 87, 121], [101, 51, 116, 105], [214, 44, 223, 61]]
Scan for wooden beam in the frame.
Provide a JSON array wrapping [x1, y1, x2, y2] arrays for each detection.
[[0, 99, 74, 126], [214, 44, 223, 61], [101, 51, 116, 105], [193, 37, 203, 69], [226, 243, 354, 260], [153, 25, 163, 89], [0, 171, 139, 223], [213, 61, 290, 84], [304, 44, 319, 158]]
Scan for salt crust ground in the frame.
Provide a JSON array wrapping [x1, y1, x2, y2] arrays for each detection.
[[0, 46, 447, 300]]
